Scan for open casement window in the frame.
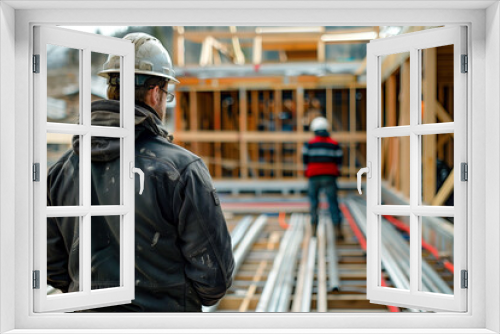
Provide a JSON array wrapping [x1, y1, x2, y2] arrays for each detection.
[[364, 26, 467, 312], [33, 26, 139, 312]]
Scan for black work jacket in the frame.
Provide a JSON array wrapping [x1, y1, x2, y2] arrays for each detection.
[[47, 100, 234, 312]]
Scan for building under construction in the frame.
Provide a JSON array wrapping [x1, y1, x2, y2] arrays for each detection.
[[46, 25, 457, 313]]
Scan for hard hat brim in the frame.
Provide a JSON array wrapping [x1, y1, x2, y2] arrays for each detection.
[[98, 69, 180, 84]]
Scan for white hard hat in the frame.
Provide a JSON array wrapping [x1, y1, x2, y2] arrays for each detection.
[[310, 117, 329, 132], [98, 32, 179, 85]]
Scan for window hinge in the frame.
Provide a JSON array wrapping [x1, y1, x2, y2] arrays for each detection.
[[33, 54, 40, 73], [33, 270, 40, 289], [461, 162, 468, 181], [461, 270, 468, 289], [461, 54, 468, 73], [33, 163, 40, 182]]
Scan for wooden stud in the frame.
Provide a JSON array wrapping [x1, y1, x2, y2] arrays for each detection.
[[213, 91, 222, 178], [423, 48, 437, 204], [239, 89, 249, 179], [174, 91, 183, 132], [296, 87, 305, 177], [399, 60, 411, 198], [317, 40, 325, 62], [430, 169, 454, 206], [385, 75, 397, 186], [173, 26, 185, 67], [326, 88, 334, 130], [253, 36, 263, 65], [189, 91, 199, 154]]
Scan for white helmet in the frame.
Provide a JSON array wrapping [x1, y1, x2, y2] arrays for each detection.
[[310, 117, 329, 132], [98, 32, 179, 85]]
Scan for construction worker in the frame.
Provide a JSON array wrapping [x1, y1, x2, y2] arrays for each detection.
[[46, 33, 234, 312], [302, 116, 344, 239]]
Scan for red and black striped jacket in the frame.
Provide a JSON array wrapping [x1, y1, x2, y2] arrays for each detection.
[[302, 132, 343, 177]]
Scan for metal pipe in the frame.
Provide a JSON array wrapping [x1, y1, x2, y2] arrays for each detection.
[[324, 216, 340, 291], [276, 215, 304, 312], [301, 238, 317, 312], [255, 214, 296, 312], [291, 216, 311, 312], [230, 215, 254, 250], [316, 217, 328, 312], [268, 214, 299, 312], [203, 214, 267, 312]]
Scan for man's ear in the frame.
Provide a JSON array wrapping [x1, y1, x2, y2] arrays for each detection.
[[151, 86, 161, 105]]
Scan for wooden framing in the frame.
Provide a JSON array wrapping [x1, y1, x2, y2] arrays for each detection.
[[422, 47, 437, 204], [399, 60, 411, 198]]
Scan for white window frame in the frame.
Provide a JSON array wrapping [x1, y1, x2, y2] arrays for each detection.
[[0, 2, 498, 333], [33, 25, 136, 313], [366, 26, 467, 312]]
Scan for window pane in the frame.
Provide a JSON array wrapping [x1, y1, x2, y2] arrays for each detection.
[[47, 44, 80, 124], [47, 133, 80, 206], [421, 134, 454, 206], [379, 215, 410, 290], [91, 136, 121, 206], [379, 52, 410, 127], [420, 216, 454, 295], [420, 45, 454, 124], [380, 137, 410, 202], [91, 215, 121, 290], [47, 217, 80, 295], [91, 52, 120, 127]]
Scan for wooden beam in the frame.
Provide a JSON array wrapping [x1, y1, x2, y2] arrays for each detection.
[[214, 91, 222, 178], [385, 75, 397, 186], [317, 40, 325, 62], [230, 26, 245, 65], [172, 26, 185, 67], [326, 88, 334, 131], [355, 57, 367, 76], [430, 169, 454, 206], [239, 89, 249, 179], [253, 36, 262, 65], [381, 52, 410, 82], [423, 48, 437, 204], [189, 91, 199, 153], [399, 60, 411, 198], [199, 37, 213, 66], [436, 100, 454, 124], [275, 90, 283, 178], [296, 87, 305, 177], [174, 91, 183, 132], [174, 131, 367, 143]]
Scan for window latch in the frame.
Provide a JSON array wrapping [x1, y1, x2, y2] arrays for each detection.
[[357, 162, 372, 195]]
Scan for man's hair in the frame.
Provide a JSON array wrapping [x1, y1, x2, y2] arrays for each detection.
[[107, 75, 167, 102]]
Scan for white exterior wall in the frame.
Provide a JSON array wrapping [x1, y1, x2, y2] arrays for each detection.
[[0, 2, 16, 333], [486, 2, 500, 333]]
